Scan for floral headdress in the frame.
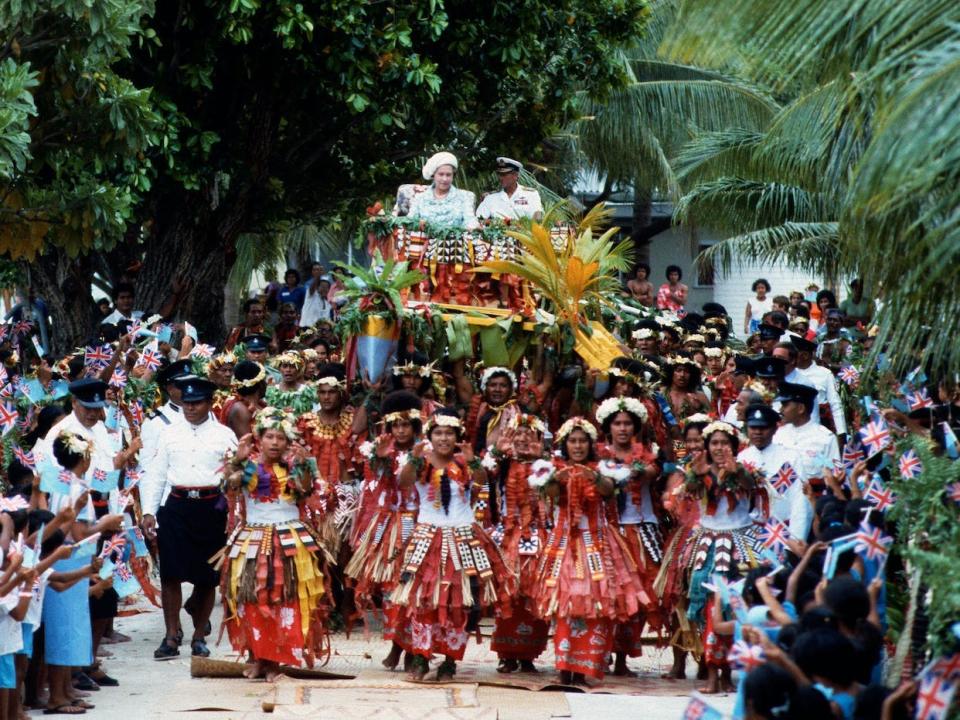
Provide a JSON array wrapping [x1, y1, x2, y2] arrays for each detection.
[[232, 363, 267, 389], [666, 354, 699, 368], [424, 413, 463, 435], [702, 420, 742, 441], [383, 408, 422, 424], [301, 348, 319, 362], [273, 351, 304, 369], [595, 396, 648, 426], [703, 346, 726, 358], [315, 376, 346, 390], [684, 412, 713, 428], [509, 413, 546, 435], [209, 352, 236, 369], [631, 327, 658, 341], [683, 333, 706, 345], [392, 360, 434, 378], [254, 406, 299, 440], [58, 430, 93, 459], [555, 417, 598, 443], [480, 366, 517, 391]]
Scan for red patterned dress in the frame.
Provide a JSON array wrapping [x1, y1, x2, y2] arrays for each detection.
[[487, 456, 550, 663], [534, 461, 648, 680], [598, 442, 666, 657], [345, 437, 419, 641], [390, 456, 517, 660]]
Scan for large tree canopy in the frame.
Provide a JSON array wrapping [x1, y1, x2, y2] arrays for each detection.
[[1, 0, 649, 351]]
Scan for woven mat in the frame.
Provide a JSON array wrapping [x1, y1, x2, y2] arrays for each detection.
[[258, 708, 496, 720]]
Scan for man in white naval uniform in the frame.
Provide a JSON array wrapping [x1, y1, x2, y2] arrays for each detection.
[[774, 382, 840, 496], [141, 376, 237, 661], [737, 403, 811, 552], [475, 157, 543, 221], [788, 335, 848, 443]]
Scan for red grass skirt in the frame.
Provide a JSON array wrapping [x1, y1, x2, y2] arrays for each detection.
[[491, 600, 549, 661], [554, 617, 613, 679], [534, 516, 646, 622], [345, 508, 415, 604], [390, 522, 517, 659]]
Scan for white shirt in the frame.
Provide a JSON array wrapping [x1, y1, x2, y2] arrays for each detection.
[[773, 420, 840, 483], [299, 287, 333, 327], [699, 495, 755, 531], [738, 442, 813, 541], [0, 590, 24, 655], [475, 185, 543, 220], [141, 417, 237, 517], [794, 363, 848, 436], [140, 401, 183, 479], [413, 476, 475, 527], [37, 412, 121, 512], [101, 309, 144, 325], [24, 568, 55, 629]]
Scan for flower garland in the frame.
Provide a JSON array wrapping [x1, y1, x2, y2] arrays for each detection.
[[596, 396, 649, 426], [480, 366, 517, 392], [556, 416, 598, 443]]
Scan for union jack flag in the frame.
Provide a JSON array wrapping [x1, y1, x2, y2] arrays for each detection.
[[865, 479, 896, 512], [99, 534, 127, 560], [125, 468, 142, 486], [946, 482, 960, 506], [13, 445, 35, 469], [128, 400, 144, 427], [57, 469, 73, 486], [915, 672, 956, 720], [681, 697, 723, 720], [127, 319, 143, 336], [0, 402, 18, 435], [14, 320, 32, 336], [137, 346, 163, 372], [84, 344, 113, 368], [92, 468, 108, 482], [190, 343, 215, 359], [854, 521, 893, 561], [859, 417, 891, 456], [771, 462, 798, 493], [907, 388, 935, 411], [115, 562, 134, 582], [0, 366, 7, 385], [759, 519, 791, 554], [898, 449, 923, 480], [843, 439, 865, 473], [931, 653, 960, 682], [838, 365, 860, 387], [728, 640, 767, 672], [0, 384, 14, 400], [109, 366, 127, 388]]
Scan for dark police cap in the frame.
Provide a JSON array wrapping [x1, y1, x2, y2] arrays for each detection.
[[68, 378, 109, 409], [244, 334, 272, 352], [745, 403, 781, 428], [790, 335, 817, 354], [754, 356, 787, 380], [157, 359, 194, 387], [758, 323, 784, 341], [174, 375, 217, 402], [775, 381, 818, 407]]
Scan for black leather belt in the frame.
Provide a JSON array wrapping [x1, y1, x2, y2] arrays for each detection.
[[170, 486, 221, 500]]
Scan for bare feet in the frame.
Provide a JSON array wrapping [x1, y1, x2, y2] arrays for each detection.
[[263, 662, 283, 682], [497, 658, 519, 674], [243, 659, 266, 680], [407, 655, 429, 681], [612, 657, 636, 677], [382, 644, 402, 670]]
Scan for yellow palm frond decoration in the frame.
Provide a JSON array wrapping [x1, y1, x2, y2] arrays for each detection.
[[473, 215, 633, 368]]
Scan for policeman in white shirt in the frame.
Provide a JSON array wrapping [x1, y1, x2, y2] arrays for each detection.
[[140, 359, 192, 475], [37, 378, 142, 496], [787, 336, 848, 442], [737, 403, 812, 546], [475, 157, 543, 221], [773, 382, 840, 494], [140, 376, 237, 661]]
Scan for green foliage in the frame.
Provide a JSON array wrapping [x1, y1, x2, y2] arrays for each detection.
[[890, 438, 960, 660]]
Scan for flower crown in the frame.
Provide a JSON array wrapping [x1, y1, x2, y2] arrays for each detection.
[[684, 413, 713, 428], [666, 355, 699, 368], [703, 346, 726, 358], [596, 396, 648, 426], [315, 376, 346, 390], [393, 360, 434, 378], [480, 366, 517, 391], [274, 351, 303, 369], [631, 328, 658, 341], [702, 420, 740, 438], [424, 413, 463, 434], [254, 406, 299, 440], [233, 363, 267, 388], [509, 413, 546, 434], [59, 430, 93, 458], [683, 333, 706, 345], [209, 352, 236, 368], [383, 409, 421, 424], [555, 417, 598, 443]]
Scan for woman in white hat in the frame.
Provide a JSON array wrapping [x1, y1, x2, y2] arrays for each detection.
[[408, 151, 478, 228]]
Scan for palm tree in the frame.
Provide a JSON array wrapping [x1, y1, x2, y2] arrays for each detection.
[[664, 0, 960, 372]]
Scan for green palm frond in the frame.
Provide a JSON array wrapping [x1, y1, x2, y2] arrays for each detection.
[[697, 221, 839, 277]]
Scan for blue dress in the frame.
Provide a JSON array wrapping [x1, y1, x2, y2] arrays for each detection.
[[43, 551, 93, 667], [408, 185, 477, 228]]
